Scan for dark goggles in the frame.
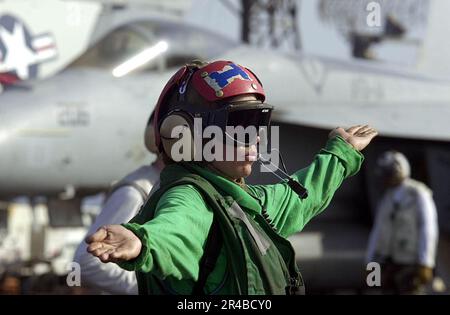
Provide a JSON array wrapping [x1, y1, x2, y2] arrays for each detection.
[[226, 103, 273, 129], [204, 102, 273, 146], [165, 102, 273, 146]]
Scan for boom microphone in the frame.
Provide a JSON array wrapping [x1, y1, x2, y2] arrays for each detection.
[[257, 152, 308, 200]]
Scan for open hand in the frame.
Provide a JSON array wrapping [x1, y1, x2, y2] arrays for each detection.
[[329, 125, 378, 151], [86, 225, 142, 263]]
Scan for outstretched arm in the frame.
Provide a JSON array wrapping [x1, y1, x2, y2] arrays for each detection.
[[85, 185, 214, 283], [250, 125, 377, 237], [75, 187, 144, 294]]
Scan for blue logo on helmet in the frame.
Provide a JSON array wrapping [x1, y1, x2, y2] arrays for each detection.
[[204, 63, 251, 95]]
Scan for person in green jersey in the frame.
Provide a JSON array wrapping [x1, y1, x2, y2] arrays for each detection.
[[86, 60, 378, 295]]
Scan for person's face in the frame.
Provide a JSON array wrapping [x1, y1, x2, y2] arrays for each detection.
[[210, 94, 261, 180], [211, 138, 259, 180]]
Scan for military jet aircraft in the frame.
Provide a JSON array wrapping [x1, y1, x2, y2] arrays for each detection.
[[0, 0, 449, 293]]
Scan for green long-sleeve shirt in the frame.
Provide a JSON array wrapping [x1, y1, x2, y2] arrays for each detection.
[[119, 135, 363, 293]]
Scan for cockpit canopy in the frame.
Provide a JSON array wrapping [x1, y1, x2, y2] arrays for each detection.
[[71, 20, 238, 76]]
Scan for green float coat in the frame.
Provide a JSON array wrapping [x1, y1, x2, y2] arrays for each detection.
[[117, 136, 364, 294]]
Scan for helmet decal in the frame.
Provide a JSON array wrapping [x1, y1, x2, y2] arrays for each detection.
[[192, 60, 265, 102], [203, 63, 252, 97]]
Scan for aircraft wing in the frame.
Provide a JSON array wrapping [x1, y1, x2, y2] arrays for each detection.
[[272, 100, 450, 142], [223, 47, 450, 142]]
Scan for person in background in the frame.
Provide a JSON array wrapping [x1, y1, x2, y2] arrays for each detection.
[[366, 151, 439, 294], [74, 111, 164, 295]]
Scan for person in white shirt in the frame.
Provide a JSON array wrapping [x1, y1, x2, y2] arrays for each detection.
[[74, 112, 164, 295], [366, 151, 438, 294]]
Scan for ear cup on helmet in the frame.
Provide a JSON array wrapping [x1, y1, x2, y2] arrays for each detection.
[[144, 123, 158, 154], [159, 112, 195, 161]]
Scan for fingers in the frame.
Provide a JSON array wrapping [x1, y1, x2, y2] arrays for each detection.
[[87, 244, 116, 263], [99, 248, 116, 263], [346, 125, 377, 137], [85, 226, 108, 244], [355, 125, 370, 134], [358, 126, 377, 137], [87, 241, 103, 253], [88, 243, 109, 257], [360, 128, 376, 135], [346, 125, 363, 134], [100, 247, 134, 263], [363, 129, 378, 138]]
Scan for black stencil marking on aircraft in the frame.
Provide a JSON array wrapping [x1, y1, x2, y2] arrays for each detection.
[[57, 102, 90, 127]]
